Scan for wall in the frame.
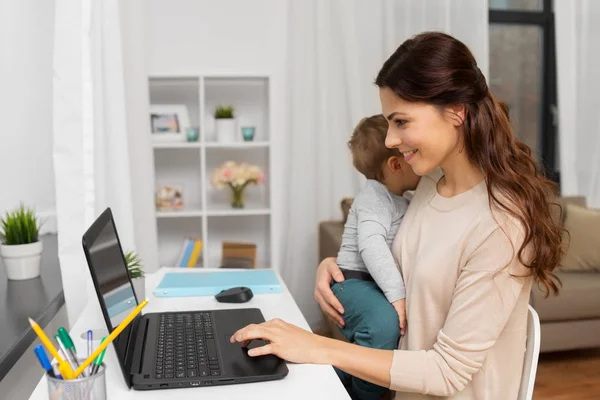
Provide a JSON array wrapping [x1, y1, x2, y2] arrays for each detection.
[[0, 0, 56, 232]]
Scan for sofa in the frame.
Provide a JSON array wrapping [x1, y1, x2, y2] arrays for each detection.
[[318, 196, 600, 352]]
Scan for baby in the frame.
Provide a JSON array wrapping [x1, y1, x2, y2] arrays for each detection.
[[333, 114, 420, 400]]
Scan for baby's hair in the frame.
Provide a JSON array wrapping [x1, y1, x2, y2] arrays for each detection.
[[348, 114, 401, 181]]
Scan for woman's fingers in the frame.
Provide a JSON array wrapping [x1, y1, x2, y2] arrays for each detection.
[[246, 343, 274, 357], [315, 290, 345, 327], [230, 323, 273, 344], [326, 260, 345, 283], [320, 282, 345, 315]]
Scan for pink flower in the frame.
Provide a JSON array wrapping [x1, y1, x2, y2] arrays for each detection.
[[257, 172, 265, 184]]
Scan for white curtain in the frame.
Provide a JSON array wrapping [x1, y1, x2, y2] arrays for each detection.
[[555, 0, 600, 207], [53, 0, 135, 324], [283, 0, 489, 329]]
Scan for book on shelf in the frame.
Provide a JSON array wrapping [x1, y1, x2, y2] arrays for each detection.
[[175, 237, 203, 268]]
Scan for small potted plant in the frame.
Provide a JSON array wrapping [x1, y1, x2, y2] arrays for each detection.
[[214, 105, 236, 143], [125, 250, 145, 299], [0, 204, 43, 280]]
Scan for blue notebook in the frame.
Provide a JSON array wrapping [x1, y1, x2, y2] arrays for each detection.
[[154, 269, 281, 297]]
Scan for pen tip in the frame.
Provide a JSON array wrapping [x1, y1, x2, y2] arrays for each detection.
[[28, 317, 35, 325]]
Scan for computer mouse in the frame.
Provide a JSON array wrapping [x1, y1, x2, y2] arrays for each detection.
[[215, 286, 254, 303]]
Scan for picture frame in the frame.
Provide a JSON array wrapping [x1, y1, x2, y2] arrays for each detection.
[[150, 104, 190, 142]]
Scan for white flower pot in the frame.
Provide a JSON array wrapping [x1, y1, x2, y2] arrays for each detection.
[[216, 118, 237, 143], [1, 241, 43, 280]]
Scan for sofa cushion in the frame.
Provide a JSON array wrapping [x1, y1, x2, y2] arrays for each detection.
[[319, 221, 344, 262], [560, 204, 600, 272], [341, 198, 353, 223], [532, 271, 600, 322], [550, 196, 587, 225]]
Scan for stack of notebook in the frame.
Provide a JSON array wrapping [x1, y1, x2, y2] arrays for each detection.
[[175, 237, 203, 268]]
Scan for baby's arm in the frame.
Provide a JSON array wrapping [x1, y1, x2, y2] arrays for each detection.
[[356, 203, 405, 304]]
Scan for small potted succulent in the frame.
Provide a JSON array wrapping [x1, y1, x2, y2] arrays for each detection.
[[125, 250, 145, 299], [214, 105, 236, 143], [0, 204, 43, 280]]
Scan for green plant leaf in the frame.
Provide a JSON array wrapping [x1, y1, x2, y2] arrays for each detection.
[[214, 105, 234, 119], [125, 250, 145, 279], [0, 204, 40, 245]]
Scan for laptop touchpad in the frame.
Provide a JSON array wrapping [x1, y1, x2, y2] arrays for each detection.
[[223, 334, 281, 376]]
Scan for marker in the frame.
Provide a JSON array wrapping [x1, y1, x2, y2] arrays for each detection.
[[28, 318, 73, 379], [54, 334, 81, 377], [58, 327, 81, 371], [73, 299, 149, 378], [34, 345, 61, 379], [91, 337, 107, 375]]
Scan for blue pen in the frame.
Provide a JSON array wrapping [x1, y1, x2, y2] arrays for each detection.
[[34, 345, 61, 379], [87, 330, 93, 375]]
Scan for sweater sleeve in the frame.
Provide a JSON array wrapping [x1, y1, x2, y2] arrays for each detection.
[[389, 227, 527, 396], [356, 203, 406, 302]]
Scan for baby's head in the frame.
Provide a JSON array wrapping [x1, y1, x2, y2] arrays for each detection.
[[349, 114, 420, 195]]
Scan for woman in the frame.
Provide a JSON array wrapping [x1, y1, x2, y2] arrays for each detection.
[[231, 32, 564, 399]]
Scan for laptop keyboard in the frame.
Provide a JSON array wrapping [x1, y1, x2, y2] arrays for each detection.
[[155, 312, 221, 380]]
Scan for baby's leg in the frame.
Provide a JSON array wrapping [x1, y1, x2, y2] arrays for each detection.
[[331, 279, 400, 400]]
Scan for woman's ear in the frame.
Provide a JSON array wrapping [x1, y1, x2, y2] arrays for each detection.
[[445, 104, 466, 126]]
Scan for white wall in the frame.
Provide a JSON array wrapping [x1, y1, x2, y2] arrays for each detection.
[[0, 0, 56, 232]]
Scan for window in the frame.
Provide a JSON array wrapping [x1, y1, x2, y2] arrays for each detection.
[[489, 0, 558, 183]]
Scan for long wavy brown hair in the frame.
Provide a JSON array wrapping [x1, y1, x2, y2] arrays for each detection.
[[376, 32, 563, 295]]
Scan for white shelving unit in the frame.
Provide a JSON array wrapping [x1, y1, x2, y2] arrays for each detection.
[[149, 75, 273, 269]]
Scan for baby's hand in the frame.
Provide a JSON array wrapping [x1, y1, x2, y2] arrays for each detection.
[[392, 299, 407, 336]]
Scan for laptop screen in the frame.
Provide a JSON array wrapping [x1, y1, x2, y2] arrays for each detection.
[[85, 215, 138, 327], [82, 208, 139, 387]]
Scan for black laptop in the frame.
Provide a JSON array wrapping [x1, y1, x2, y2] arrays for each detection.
[[82, 208, 288, 390]]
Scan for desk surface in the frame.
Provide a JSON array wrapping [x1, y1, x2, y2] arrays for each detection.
[[29, 267, 349, 399], [0, 235, 64, 381]]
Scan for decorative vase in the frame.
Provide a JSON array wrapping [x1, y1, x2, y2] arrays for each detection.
[[216, 118, 237, 143], [0, 241, 43, 280], [230, 186, 246, 208], [241, 126, 255, 142], [186, 127, 200, 142]]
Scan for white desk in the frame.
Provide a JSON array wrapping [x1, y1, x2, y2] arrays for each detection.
[[29, 268, 349, 400]]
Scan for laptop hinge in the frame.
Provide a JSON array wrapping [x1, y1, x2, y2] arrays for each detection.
[[129, 315, 149, 378]]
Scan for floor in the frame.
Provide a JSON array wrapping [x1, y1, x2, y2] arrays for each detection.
[[534, 349, 600, 399]]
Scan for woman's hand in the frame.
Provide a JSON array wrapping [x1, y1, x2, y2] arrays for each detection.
[[314, 257, 346, 328], [392, 298, 407, 336], [230, 319, 329, 364]]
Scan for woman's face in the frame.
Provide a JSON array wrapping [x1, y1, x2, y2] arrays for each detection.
[[379, 87, 463, 176]]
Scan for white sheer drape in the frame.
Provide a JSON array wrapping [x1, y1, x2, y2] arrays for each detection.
[[282, 0, 489, 328], [53, 0, 135, 324], [555, 0, 600, 207]]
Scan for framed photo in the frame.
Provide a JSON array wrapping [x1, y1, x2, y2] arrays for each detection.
[[155, 184, 184, 211], [150, 104, 190, 142]]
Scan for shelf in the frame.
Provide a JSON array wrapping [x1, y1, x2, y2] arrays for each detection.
[[149, 74, 273, 271], [205, 203, 270, 217], [153, 141, 202, 149], [204, 141, 270, 149], [156, 205, 203, 218]]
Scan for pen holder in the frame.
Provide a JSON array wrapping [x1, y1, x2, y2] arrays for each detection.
[[47, 359, 106, 400]]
